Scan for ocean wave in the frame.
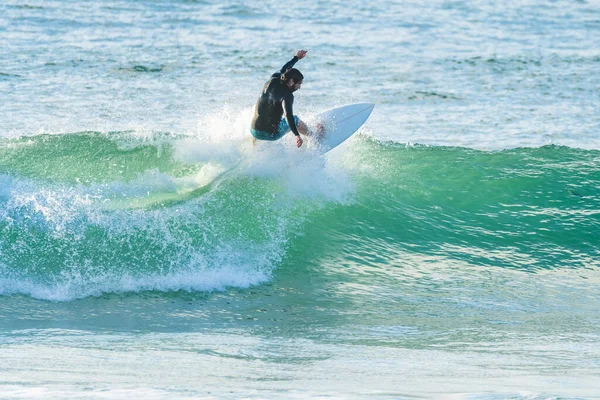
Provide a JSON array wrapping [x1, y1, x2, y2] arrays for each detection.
[[1, 132, 598, 300]]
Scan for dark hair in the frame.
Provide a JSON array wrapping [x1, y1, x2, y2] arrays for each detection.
[[282, 68, 303, 82]]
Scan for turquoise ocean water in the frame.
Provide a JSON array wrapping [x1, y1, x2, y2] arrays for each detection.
[[1, 1, 600, 398]]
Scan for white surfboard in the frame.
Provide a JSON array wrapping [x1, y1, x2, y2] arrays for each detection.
[[311, 103, 375, 153]]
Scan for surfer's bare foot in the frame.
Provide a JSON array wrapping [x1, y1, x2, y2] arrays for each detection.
[[252, 137, 256, 146]]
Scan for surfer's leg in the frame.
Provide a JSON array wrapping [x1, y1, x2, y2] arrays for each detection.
[[251, 129, 276, 142], [297, 119, 324, 140], [277, 116, 305, 138], [297, 119, 310, 136], [277, 116, 320, 140]]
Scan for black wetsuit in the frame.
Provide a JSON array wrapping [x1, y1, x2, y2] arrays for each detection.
[[251, 56, 300, 137]]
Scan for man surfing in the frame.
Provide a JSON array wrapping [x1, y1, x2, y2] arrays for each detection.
[[250, 50, 312, 148]]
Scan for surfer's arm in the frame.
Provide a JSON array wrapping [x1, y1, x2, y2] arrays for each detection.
[[282, 95, 300, 137], [271, 57, 298, 78], [271, 50, 307, 78]]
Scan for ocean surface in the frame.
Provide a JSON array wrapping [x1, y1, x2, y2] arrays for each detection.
[[1, 0, 600, 398]]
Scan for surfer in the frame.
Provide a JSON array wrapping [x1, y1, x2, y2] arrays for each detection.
[[251, 50, 311, 148]]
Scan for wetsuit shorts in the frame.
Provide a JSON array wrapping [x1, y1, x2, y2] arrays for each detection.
[[250, 116, 299, 141]]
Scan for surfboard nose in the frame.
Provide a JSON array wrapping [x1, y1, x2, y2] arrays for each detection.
[[315, 103, 376, 152]]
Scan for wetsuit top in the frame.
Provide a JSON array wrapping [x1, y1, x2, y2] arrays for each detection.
[[251, 56, 300, 136]]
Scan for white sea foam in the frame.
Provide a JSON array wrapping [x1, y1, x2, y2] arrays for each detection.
[[0, 244, 275, 301], [0, 132, 313, 300], [173, 106, 255, 166]]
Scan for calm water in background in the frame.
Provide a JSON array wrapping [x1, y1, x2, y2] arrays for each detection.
[[1, 0, 600, 398]]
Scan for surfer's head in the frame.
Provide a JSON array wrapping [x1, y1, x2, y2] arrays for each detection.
[[282, 68, 303, 92]]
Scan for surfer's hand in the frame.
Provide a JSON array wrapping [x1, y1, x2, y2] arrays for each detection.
[[295, 50, 307, 59], [295, 135, 303, 148]]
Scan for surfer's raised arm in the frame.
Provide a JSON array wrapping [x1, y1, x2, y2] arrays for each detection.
[[272, 50, 308, 78]]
